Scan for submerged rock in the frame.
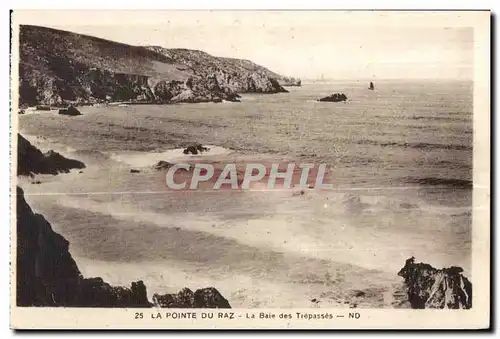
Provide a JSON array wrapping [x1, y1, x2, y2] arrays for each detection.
[[152, 287, 231, 308], [278, 76, 302, 87], [17, 134, 86, 176], [353, 290, 366, 297], [318, 93, 348, 102], [398, 257, 472, 309]]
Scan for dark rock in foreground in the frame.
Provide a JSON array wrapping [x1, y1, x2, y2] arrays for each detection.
[[58, 105, 81, 116], [152, 288, 231, 308], [147, 47, 288, 96], [192, 287, 231, 308], [318, 93, 348, 102], [183, 144, 210, 155], [398, 256, 472, 309], [16, 185, 231, 308], [17, 185, 81, 306], [17, 134, 86, 176]]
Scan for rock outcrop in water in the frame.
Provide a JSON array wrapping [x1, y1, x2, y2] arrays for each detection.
[[15, 186, 231, 308], [19, 25, 290, 106], [58, 105, 81, 116], [318, 93, 348, 102], [397, 257, 472, 309], [17, 134, 86, 176]]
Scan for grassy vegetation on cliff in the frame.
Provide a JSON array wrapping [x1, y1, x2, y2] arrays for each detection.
[[19, 25, 291, 106]]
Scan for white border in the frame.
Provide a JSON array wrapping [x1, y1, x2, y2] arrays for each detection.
[[2, 0, 497, 337]]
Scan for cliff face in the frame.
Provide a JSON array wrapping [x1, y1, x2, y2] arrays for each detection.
[[152, 288, 231, 308], [398, 257, 472, 309], [19, 25, 288, 106], [16, 135, 231, 308], [16, 186, 231, 308]]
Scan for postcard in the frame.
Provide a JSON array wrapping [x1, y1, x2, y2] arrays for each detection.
[[10, 10, 490, 329]]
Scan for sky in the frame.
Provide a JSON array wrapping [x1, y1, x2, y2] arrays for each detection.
[[23, 11, 474, 80]]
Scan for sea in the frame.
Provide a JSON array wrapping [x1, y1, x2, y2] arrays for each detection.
[[19, 79, 473, 308]]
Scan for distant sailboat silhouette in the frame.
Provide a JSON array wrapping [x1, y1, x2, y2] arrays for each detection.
[[369, 81, 375, 90]]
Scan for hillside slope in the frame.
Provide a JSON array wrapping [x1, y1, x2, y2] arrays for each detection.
[[18, 25, 292, 106], [147, 47, 299, 92]]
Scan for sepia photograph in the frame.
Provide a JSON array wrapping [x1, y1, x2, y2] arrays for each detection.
[[9, 10, 490, 329]]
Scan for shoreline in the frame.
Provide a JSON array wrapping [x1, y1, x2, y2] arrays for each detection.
[[15, 141, 473, 309], [16, 80, 472, 307]]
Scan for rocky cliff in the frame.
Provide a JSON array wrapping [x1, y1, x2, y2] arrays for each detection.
[[15, 172, 469, 309], [398, 257, 472, 309], [275, 76, 301, 87], [18, 25, 289, 106], [145, 47, 288, 94], [17, 134, 86, 176], [15, 185, 231, 308]]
